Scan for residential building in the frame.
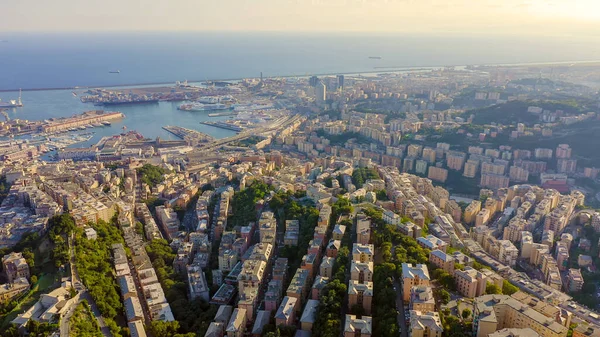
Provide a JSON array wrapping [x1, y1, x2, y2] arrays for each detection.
[[454, 267, 487, 298], [2, 252, 30, 283], [275, 296, 297, 327], [473, 294, 568, 337], [226, 308, 247, 337], [348, 280, 373, 315], [409, 311, 443, 337], [429, 250, 454, 274], [409, 285, 435, 312], [344, 315, 373, 337], [401, 263, 430, 301]]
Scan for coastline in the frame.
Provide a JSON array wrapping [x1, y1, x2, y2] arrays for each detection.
[[2, 59, 600, 93]]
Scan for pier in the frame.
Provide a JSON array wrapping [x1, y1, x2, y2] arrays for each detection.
[[199, 121, 243, 132], [162, 126, 215, 145]]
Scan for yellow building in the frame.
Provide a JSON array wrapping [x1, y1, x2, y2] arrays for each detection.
[[473, 295, 568, 337]]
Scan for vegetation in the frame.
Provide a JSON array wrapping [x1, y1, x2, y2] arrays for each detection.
[[70, 301, 103, 337], [440, 308, 472, 337], [48, 214, 76, 268], [74, 219, 125, 337], [351, 167, 380, 188], [467, 100, 586, 126], [375, 190, 389, 201], [485, 283, 502, 295], [269, 191, 319, 272], [314, 130, 373, 146], [502, 280, 519, 295], [3, 320, 59, 337], [137, 164, 167, 188], [146, 239, 218, 335], [146, 321, 195, 337], [0, 175, 10, 204], [228, 180, 271, 229]]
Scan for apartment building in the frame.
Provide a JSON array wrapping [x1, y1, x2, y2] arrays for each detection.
[[473, 295, 568, 337], [402, 263, 430, 301]]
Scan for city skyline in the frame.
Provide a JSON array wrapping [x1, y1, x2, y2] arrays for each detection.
[[2, 0, 600, 36]]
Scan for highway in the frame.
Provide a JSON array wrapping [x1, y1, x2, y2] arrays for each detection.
[[192, 113, 304, 153]]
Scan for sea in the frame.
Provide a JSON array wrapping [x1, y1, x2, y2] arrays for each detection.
[[1, 31, 600, 144]]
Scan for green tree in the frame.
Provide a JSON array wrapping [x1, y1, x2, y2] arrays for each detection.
[[502, 280, 519, 295], [462, 308, 472, 320], [486, 283, 502, 295], [136, 164, 167, 187]]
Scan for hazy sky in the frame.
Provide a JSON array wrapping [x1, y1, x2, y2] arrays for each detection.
[[2, 0, 600, 35]]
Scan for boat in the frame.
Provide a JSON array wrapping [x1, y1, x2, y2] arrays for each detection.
[[177, 102, 232, 112], [78, 126, 87, 130], [93, 123, 103, 127], [109, 70, 120, 74], [101, 121, 111, 126], [0, 89, 23, 108], [369, 56, 382, 59], [95, 99, 159, 106], [72, 91, 78, 97]]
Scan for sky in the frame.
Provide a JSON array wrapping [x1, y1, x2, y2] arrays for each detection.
[[2, 0, 600, 36]]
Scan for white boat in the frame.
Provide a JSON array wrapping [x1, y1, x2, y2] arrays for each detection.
[[177, 102, 232, 112]]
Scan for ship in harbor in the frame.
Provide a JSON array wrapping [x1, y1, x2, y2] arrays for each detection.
[[109, 70, 120, 74], [0, 90, 23, 108], [177, 102, 233, 112]]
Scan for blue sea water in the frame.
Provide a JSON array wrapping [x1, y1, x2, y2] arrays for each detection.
[[1, 32, 600, 91], [0, 32, 599, 144]]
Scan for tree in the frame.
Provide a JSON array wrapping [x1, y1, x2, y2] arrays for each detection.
[[462, 308, 472, 320], [502, 280, 519, 295], [486, 283, 502, 295], [147, 321, 180, 337], [30, 275, 38, 285], [435, 288, 451, 305]]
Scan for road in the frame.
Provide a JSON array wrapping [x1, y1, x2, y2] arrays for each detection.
[[391, 244, 409, 337], [394, 277, 408, 337]]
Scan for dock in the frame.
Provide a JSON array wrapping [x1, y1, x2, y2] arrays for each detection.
[[199, 121, 243, 132], [208, 112, 238, 117], [162, 126, 215, 145]]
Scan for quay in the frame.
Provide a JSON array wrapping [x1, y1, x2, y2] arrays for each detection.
[[42, 110, 124, 133], [162, 125, 215, 145], [199, 121, 243, 132]]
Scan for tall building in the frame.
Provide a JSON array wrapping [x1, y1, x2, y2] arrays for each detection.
[[337, 75, 345, 90], [316, 81, 327, 105], [309, 76, 319, 87], [557, 159, 577, 174], [555, 144, 572, 159], [464, 160, 479, 178], [428, 167, 448, 183]]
